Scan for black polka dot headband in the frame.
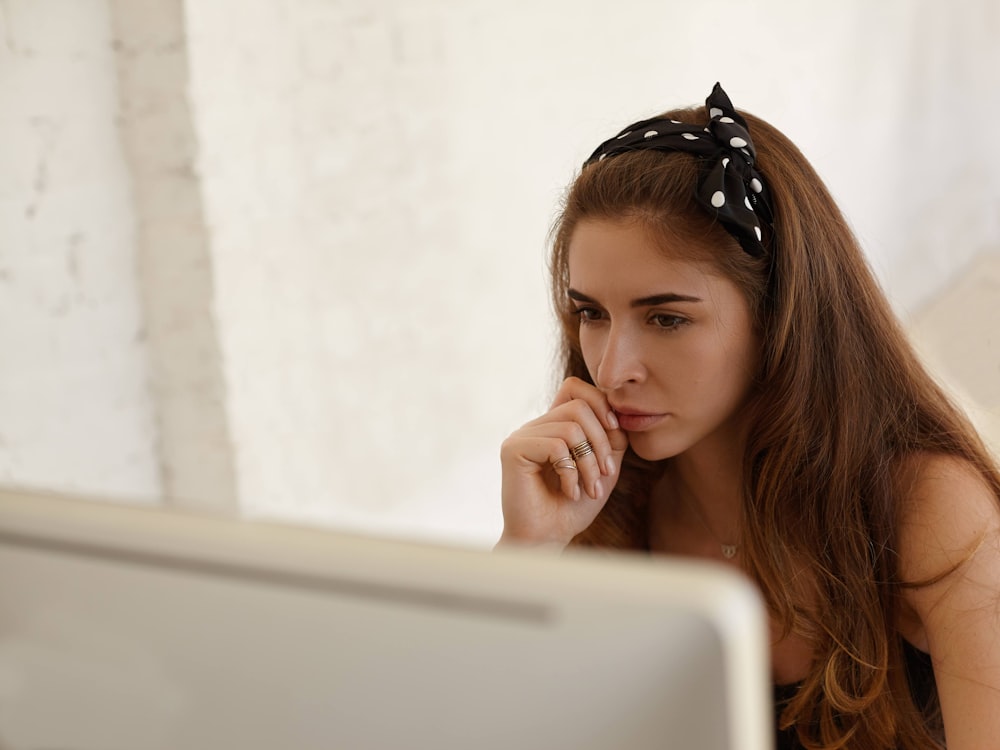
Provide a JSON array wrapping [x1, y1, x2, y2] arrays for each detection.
[[583, 82, 774, 257]]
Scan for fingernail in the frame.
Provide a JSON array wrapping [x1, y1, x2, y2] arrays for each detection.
[[607, 411, 619, 429], [573, 484, 581, 502], [605, 455, 616, 475], [593, 479, 603, 498]]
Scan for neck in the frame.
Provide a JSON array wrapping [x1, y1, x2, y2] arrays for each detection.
[[667, 466, 741, 543], [658, 418, 749, 544]]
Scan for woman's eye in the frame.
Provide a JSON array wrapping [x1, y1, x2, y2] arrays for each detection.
[[574, 307, 603, 323], [651, 314, 686, 330]]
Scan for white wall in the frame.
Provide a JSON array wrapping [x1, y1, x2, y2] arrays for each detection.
[[1, 0, 998, 547], [0, 0, 161, 502]]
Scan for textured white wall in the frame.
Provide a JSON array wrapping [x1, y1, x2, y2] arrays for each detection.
[[180, 0, 554, 542], [0, 0, 997, 547], [111, 0, 240, 513], [0, 0, 161, 501]]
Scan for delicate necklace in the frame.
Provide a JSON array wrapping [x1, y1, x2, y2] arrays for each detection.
[[681, 493, 739, 559]]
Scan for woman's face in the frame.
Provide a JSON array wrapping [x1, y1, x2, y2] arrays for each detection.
[[567, 218, 760, 461]]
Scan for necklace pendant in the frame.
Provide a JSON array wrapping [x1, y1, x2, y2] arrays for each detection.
[[721, 544, 738, 559]]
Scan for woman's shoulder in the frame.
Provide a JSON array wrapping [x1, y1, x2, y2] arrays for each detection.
[[893, 452, 1000, 747], [894, 451, 1000, 588], [895, 451, 997, 517]]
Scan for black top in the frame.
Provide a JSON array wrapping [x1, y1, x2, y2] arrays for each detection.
[[773, 640, 937, 749]]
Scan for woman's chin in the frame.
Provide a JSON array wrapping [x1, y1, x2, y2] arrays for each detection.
[[627, 434, 680, 462]]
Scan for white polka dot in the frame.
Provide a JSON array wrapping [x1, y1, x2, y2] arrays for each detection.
[[711, 191, 726, 208], [750, 178, 763, 193], [709, 108, 723, 118], [644, 130, 658, 138], [729, 136, 747, 148], [670, 119, 682, 124], [616, 131, 631, 139], [744, 196, 753, 210], [754, 226, 762, 241], [722, 157, 730, 168], [682, 133, 698, 141], [720, 116, 735, 124], [598, 153, 607, 161]]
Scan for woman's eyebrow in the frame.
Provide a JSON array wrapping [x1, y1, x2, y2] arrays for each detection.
[[567, 289, 597, 304], [568, 289, 702, 307], [631, 293, 702, 307]]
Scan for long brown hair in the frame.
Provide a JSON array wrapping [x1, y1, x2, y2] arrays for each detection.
[[552, 103, 1000, 749]]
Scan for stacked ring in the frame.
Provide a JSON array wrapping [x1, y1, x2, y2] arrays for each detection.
[[552, 456, 578, 471], [570, 440, 595, 460]]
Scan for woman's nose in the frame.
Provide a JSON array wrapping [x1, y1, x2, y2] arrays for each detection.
[[594, 327, 645, 389]]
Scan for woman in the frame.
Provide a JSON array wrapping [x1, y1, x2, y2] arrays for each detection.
[[498, 83, 1000, 749]]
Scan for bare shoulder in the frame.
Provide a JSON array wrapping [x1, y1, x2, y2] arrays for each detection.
[[895, 452, 1000, 587], [894, 453, 1000, 747]]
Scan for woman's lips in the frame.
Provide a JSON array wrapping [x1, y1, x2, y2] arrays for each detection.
[[613, 409, 667, 432]]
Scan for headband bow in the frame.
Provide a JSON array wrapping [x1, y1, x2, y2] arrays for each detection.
[[583, 83, 773, 256]]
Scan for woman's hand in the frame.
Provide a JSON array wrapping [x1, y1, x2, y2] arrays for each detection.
[[497, 377, 629, 550]]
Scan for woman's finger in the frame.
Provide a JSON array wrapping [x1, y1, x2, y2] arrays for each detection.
[[550, 376, 620, 433], [516, 419, 606, 499], [501, 433, 582, 502], [527, 394, 621, 474], [550, 453, 581, 501]]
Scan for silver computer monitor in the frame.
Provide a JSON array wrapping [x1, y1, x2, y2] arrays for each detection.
[[0, 489, 773, 750]]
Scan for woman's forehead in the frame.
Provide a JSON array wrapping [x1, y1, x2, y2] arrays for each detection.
[[567, 218, 721, 293]]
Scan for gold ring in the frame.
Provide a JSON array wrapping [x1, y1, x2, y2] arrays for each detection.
[[552, 456, 578, 471], [570, 440, 594, 460]]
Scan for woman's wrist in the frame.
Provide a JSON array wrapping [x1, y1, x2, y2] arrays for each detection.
[[495, 529, 570, 552]]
